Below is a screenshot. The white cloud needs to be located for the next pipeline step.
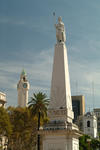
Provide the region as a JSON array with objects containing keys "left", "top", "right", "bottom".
[
  {"left": 69, "top": 44, "right": 100, "bottom": 110},
  {"left": 0, "top": 47, "right": 53, "bottom": 106},
  {"left": 0, "top": 43, "right": 100, "bottom": 110},
  {"left": 0, "top": 16, "right": 53, "bottom": 33},
  {"left": 0, "top": 17, "right": 25, "bottom": 25}
]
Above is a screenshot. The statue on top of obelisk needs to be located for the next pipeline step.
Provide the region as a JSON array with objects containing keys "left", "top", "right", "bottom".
[{"left": 55, "top": 16, "right": 66, "bottom": 43}]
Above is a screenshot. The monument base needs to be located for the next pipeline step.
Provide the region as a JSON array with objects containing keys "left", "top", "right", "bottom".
[{"left": 39, "top": 129, "right": 82, "bottom": 150}]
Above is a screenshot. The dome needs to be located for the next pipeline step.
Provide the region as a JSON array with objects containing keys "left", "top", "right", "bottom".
[
  {"left": 21, "top": 69, "right": 26, "bottom": 76},
  {"left": 85, "top": 112, "right": 94, "bottom": 117}
]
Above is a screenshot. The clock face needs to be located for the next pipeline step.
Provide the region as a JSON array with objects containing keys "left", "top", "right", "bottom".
[{"left": 23, "top": 83, "right": 27, "bottom": 88}]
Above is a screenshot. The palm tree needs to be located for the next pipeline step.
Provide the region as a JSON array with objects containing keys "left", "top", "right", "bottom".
[{"left": 28, "top": 92, "right": 49, "bottom": 150}]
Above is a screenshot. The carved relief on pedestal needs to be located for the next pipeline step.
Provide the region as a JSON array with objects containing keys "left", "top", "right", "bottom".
[
  {"left": 48, "top": 143, "right": 63, "bottom": 150},
  {"left": 48, "top": 109, "right": 67, "bottom": 118}
]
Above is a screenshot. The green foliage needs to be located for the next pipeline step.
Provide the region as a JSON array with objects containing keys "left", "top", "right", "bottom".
[
  {"left": 0, "top": 107, "right": 12, "bottom": 136},
  {"left": 28, "top": 92, "right": 49, "bottom": 126},
  {"left": 0, "top": 92, "right": 49, "bottom": 150},
  {"left": 7, "top": 107, "right": 37, "bottom": 150},
  {"left": 0, "top": 146, "right": 3, "bottom": 150},
  {"left": 90, "top": 138, "right": 100, "bottom": 150},
  {"left": 79, "top": 134, "right": 100, "bottom": 150},
  {"left": 28, "top": 92, "right": 49, "bottom": 150},
  {"left": 79, "top": 134, "right": 90, "bottom": 150}
]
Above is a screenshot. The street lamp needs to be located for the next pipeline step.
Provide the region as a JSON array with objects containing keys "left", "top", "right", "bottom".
[
  {"left": 87, "top": 139, "right": 91, "bottom": 150},
  {"left": 37, "top": 111, "right": 40, "bottom": 150}
]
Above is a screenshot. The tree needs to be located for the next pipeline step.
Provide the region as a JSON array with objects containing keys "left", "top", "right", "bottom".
[
  {"left": 79, "top": 134, "right": 100, "bottom": 150},
  {"left": 0, "top": 107, "right": 12, "bottom": 150},
  {"left": 28, "top": 92, "right": 49, "bottom": 129},
  {"left": 0, "top": 107, "right": 12, "bottom": 136},
  {"left": 79, "top": 135, "right": 90, "bottom": 150},
  {"left": 7, "top": 107, "right": 37, "bottom": 150},
  {"left": 90, "top": 138, "right": 100, "bottom": 150},
  {"left": 28, "top": 92, "right": 49, "bottom": 150}
]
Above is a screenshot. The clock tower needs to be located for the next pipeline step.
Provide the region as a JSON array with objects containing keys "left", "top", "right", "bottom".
[{"left": 17, "top": 70, "right": 30, "bottom": 107}]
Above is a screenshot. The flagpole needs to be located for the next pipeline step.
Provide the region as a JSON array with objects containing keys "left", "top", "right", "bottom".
[{"left": 53, "top": 12, "right": 56, "bottom": 25}]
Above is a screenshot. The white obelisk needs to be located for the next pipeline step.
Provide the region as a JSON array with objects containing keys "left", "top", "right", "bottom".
[
  {"left": 49, "top": 16, "right": 74, "bottom": 123},
  {"left": 39, "top": 17, "right": 81, "bottom": 150}
]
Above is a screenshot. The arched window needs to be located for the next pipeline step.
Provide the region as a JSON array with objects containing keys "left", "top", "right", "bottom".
[{"left": 87, "top": 120, "right": 90, "bottom": 127}]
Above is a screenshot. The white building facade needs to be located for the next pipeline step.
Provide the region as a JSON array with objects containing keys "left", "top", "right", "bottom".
[
  {"left": 0, "top": 92, "right": 6, "bottom": 107},
  {"left": 0, "top": 136, "right": 8, "bottom": 150},
  {"left": 83, "top": 112, "right": 97, "bottom": 138},
  {"left": 0, "top": 92, "right": 7, "bottom": 150},
  {"left": 94, "top": 108, "right": 100, "bottom": 132}
]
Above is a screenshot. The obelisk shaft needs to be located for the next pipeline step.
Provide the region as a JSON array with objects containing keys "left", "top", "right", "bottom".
[{"left": 49, "top": 17, "right": 74, "bottom": 123}]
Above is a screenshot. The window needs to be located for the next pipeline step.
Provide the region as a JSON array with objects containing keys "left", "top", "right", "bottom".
[
  {"left": 87, "top": 121, "right": 90, "bottom": 127},
  {"left": 98, "top": 122, "right": 100, "bottom": 126}
]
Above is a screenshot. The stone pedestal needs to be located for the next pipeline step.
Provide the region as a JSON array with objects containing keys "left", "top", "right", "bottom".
[{"left": 39, "top": 129, "right": 81, "bottom": 150}]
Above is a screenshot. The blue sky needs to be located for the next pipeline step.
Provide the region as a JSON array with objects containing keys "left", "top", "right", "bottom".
[{"left": 0, "top": 0, "right": 100, "bottom": 111}]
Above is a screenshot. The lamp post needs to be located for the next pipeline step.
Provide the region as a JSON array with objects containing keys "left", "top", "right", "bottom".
[
  {"left": 87, "top": 139, "right": 91, "bottom": 150},
  {"left": 37, "top": 111, "right": 40, "bottom": 150}
]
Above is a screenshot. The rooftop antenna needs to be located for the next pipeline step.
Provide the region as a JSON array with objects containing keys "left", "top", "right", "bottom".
[
  {"left": 75, "top": 80, "right": 78, "bottom": 95},
  {"left": 89, "top": 107, "right": 90, "bottom": 112},
  {"left": 92, "top": 81, "right": 95, "bottom": 111}
]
